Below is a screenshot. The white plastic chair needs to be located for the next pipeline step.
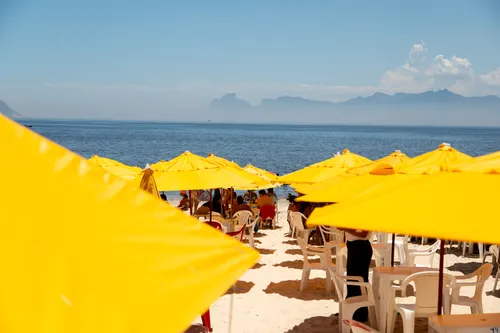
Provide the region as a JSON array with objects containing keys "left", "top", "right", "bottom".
[
  {"left": 297, "top": 236, "right": 334, "bottom": 293},
  {"left": 461, "top": 242, "right": 485, "bottom": 261},
  {"left": 403, "top": 239, "right": 440, "bottom": 268},
  {"left": 489, "top": 245, "right": 500, "bottom": 291},
  {"left": 387, "top": 271, "right": 455, "bottom": 333},
  {"left": 328, "top": 267, "right": 378, "bottom": 333},
  {"left": 343, "top": 320, "right": 380, "bottom": 333},
  {"left": 319, "top": 225, "right": 344, "bottom": 248},
  {"left": 290, "top": 212, "right": 315, "bottom": 241},
  {"left": 245, "top": 216, "right": 260, "bottom": 249},
  {"left": 449, "top": 263, "right": 492, "bottom": 314},
  {"left": 233, "top": 210, "right": 253, "bottom": 228},
  {"left": 389, "top": 234, "right": 409, "bottom": 265}
]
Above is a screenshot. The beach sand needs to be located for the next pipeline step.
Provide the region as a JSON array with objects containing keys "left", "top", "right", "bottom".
[{"left": 184, "top": 199, "right": 500, "bottom": 333}]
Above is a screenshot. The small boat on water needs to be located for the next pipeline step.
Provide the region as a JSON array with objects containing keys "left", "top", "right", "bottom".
[{"left": 24, "top": 125, "right": 33, "bottom": 128}]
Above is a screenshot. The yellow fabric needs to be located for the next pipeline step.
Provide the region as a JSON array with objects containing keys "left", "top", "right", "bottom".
[
  {"left": 244, "top": 164, "right": 279, "bottom": 182},
  {"left": 452, "top": 151, "right": 500, "bottom": 174},
  {"left": 395, "top": 143, "right": 472, "bottom": 175},
  {"left": 0, "top": 115, "right": 259, "bottom": 333},
  {"left": 130, "top": 168, "right": 160, "bottom": 199},
  {"left": 295, "top": 150, "right": 410, "bottom": 195},
  {"left": 279, "top": 149, "right": 371, "bottom": 184},
  {"left": 307, "top": 172, "right": 500, "bottom": 244},
  {"left": 205, "top": 154, "right": 272, "bottom": 190},
  {"left": 206, "top": 153, "right": 241, "bottom": 168},
  {"left": 87, "top": 155, "right": 142, "bottom": 180},
  {"left": 152, "top": 152, "right": 269, "bottom": 191}
]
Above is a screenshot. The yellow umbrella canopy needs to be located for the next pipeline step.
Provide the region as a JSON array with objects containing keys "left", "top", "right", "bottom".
[
  {"left": 205, "top": 153, "right": 273, "bottom": 190},
  {"left": 279, "top": 149, "right": 372, "bottom": 184},
  {"left": 244, "top": 164, "right": 279, "bottom": 182},
  {"left": 294, "top": 150, "right": 410, "bottom": 195},
  {"left": 151, "top": 151, "right": 265, "bottom": 191},
  {"left": 130, "top": 166, "right": 160, "bottom": 199},
  {"left": 307, "top": 158, "right": 500, "bottom": 244},
  {"left": 0, "top": 115, "right": 259, "bottom": 333},
  {"left": 87, "top": 155, "right": 142, "bottom": 180},
  {"left": 395, "top": 142, "right": 472, "bottom": 174},
  {"left": 452, "top": 151, "right": 500, "bottom": 173},
  {"left": 206, "top": 153, "right": 241, "bottom": 169}
]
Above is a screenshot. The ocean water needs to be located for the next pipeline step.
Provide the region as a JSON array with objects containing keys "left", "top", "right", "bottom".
[{"left": 22, "top": 119, "right": 500, "bottom": 198}]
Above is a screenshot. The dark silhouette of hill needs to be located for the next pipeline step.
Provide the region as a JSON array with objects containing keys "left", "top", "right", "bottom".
[
  {"left": 207, "top": 90, "right": 500, "bottom": 126},
  {"left": 0, "top": 100, "right": 21, "bottom": 118}
]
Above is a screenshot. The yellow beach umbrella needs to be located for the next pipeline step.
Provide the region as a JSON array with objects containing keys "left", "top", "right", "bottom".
[
  {"left": 0, "top": 115, "right": 259, "bottom": 333},
  {"left": 295, "top": 150, "right": 410, "bottom": 195},
  {"left": 452, "top": 151, "right": 500, "bottom": 173},
  {"left": 307, "top": 151, "right": 500, "bottom": 244},
  {"left": 279, "top": 149, "right": 372, "bottom": 184},
  {"left": 244, "top": 164, "right": 279, "bottom": 182},
  {"left": 87, "top": 155, "right": 142, "bottom": 180},
  {"left": 307, "top": 144, "right": 480, "bottom": 239},
  {"left": 205, "top": 154, "right": 273, "bottom": 190},
  {"left": 395, "top": 143, "right": 472, "bottom": 174},
  {"left": 130, "top": 166, "right": 160, "bottom": 199},
  {"left": 152, "top": 151, "right": 264, "bottom": 191},
  {"left": 206, "top": 153, "right": 241, "bottom": 169}
]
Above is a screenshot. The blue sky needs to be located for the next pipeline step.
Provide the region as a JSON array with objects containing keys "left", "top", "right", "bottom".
[{"left": 1, "top": 0, "right": 500, "bottom": 119}]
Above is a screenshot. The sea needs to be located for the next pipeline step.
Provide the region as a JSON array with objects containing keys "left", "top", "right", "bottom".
[{"left": 20, "top": 118, "right": 500, "bottom": 199}]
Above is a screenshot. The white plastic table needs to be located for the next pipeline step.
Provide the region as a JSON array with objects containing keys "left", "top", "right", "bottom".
[
  {"left": 428, "top": 313, "right": 500, "bottom": 333},
  {"left": 373, "top": 266, "right": 439, "bottom": 333}
]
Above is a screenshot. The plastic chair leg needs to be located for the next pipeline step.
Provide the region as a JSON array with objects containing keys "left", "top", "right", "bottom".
[{"left": 300, "top": 268, "right": 310, "bottom": 291}]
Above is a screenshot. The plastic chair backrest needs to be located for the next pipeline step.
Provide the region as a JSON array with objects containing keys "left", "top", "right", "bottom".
[
  {"left": 471, "top": 263, "right": 493, "bottom": 300},
  {"left": 319, "top": 225, "right": 342, "bottom": 243},
  {"left": 290, "top": 212, "right": 306, "bottom": 232},
  {"left": 225, "top": 223, "right": 246, "bottom": 242},
  {"left": 491, "top": 245, "right": 500, "bottom": 264},
  {"left": 233, "top": 210, "right": 253, "bottom": 227},
  {"left": 260, "top": 205, "right": 275, "bottom": 220},
  {"left": 205, "top": 221, "right": 223, "bottom": 231},
  {"left": 297, "top": 237, "right": 309, "bottom": 260},
  {"left": 402, "top": 271, "right": 454, "bottom": 316}
]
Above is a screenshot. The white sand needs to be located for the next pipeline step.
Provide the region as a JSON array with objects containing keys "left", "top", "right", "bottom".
[{"left": 185, "top": 199, "right": 500, "bottom": 333}]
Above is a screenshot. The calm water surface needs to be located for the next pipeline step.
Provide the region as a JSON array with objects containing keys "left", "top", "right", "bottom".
[{"left": 22, "top": 119, "right": 500, "bottom": 197}]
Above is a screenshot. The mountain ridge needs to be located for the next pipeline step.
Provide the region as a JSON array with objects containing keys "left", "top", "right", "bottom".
[
  {"left": 207, "top": 90, "right": 500, "bottom": 126},
  {"left": 209, "top": 89, "right": 500, "bottom": 110},
  {"left": 0, "top": 100, "right": 21, "bottom": 118}
]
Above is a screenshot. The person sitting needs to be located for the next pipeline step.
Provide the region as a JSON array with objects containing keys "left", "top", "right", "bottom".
[
  {"left": 256, "top": 189, "right": 274, "bottom": 208},
  {"left": 196, "top": 189, "right": 223, "bottom": 215},
  {"left": 267, "top": 188, "right": 277, "bottom": 204},
  {"left": 177, "top": 193, "right": 189, "bottom": 211},
  {"left": 234, "top": 196, "right": 252, "bottom": 213}
]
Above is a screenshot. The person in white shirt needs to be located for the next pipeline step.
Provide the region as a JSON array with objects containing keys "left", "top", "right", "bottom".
[{"left": 337, "top": 227, "right": 373, "bottom": 322}]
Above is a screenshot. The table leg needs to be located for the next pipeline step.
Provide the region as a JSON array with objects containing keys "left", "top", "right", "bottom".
[{"left": 378, "top": 276, "right": 389, "bottom": 333}]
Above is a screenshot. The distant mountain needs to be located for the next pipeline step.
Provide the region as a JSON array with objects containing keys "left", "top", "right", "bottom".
[
  {"left": 0, "top": 100, "right": 21, "bottom": 118},
  {"left": 206, "top": 90, "right": 500, "bottom": 126},
  {"left": 208, "top": 93, "right": 252, "bottom": 112}
]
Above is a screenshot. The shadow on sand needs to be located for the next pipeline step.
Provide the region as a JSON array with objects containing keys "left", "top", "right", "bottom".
[
  {"left": 256, "top": 248, "right": 276, "bottom": 255},
  {"left": 283, "top": 240, "right": 298, "bottom": 245},
  {"left": 184, "top": 324, "right": 207, "bottom": 333},
  {"left": 225, "top": 280, "right": 255, "bottom": 295},
  {"left": 447, "top": 262, "right": 483, "bottom": 275},
  {"left": 285, "top": 249, "right": 303, "bottom": 256},
  {"left": 252, "top": 262, "right": 265, "bottom": 270},
  {"left": 263, "top": 279, "right": 337, "bottom": 301}
]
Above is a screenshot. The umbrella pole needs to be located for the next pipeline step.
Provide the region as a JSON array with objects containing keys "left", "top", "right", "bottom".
[
  {"left": 189, "top": 190, "right": 193, "bottom": 216},
  {"left": 391, "top": 233, "right": 396, "bottom": 267},
  {"left": 209, "top": 189, "right": 213, "bottom": 222},
  {"left": 437, "top": 239, "right": 445, "bottom": 315}
]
